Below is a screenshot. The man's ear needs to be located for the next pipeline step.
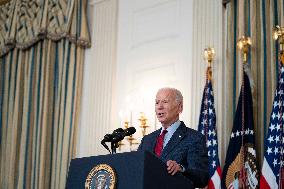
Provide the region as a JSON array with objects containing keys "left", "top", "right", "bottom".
[{"left": 179, "top": 103, "right": 183, "bottom": 113}]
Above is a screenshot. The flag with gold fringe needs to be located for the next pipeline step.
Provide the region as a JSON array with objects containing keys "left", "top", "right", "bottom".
[
  {"left": 221, "top": 67, "right": 259, "bottom": 189},
  {"left": 198, "top": 67, "right": 222, "bottom": 189},
  {"left": 260, "top": 52, "right": 284, "bottom": 189}
]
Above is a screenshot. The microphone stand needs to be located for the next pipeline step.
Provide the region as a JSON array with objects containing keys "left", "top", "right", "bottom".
[{"left": 111, "top": 141, "right": 119, "bottom": 154}]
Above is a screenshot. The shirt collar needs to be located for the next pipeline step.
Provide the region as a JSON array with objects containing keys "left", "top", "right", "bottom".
[{"left": 161, "top": 120, "right": 181, "bottom": 134}]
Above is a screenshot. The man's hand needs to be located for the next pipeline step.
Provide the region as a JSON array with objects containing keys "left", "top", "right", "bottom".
[{"left": 166, "top": 160, "right": 182, "bottom": 175}]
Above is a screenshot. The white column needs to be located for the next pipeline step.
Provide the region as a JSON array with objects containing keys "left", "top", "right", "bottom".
[
  {"left": 190, "top": 0, "right": 225, "bottom": 163},
  {"left": 76, "top": 0, "right": 118, "bottom": 157}
]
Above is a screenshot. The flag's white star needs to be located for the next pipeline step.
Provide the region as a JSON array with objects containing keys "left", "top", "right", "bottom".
[
  {"left": 276, "top": 124, "right": 281, "bottom": 131},
  {"left": 272, "top": 113, "right": 276, "bottom": 120},
  {"left": 274, "top": 101, "right": 279, "bottom": 108},
  {"left": 267, "top": 147, "right": 272, "bottom": 155},
  {"left": 274, "top": 147, "right": 279, "bottom": 155},
  {"left": 201, "top": 119, "right": 207, "bottom": 126},
  {"left": 231, "top": 133, "right": 234, "bottom": 138},
  {"left": 208, "top": 130, "right": 212, "bottom": 136},
  {"left": 212, "top": 139, "right": 217, "bottom": 146},
  {"left": 209, "top": 119, "right": 212, "bottom": 125},
  {"left": 275, "top": 135, "right": 280, "bottom": 143},
  {"left": 236, "top": 130, "right": 240, "bottom": 136},
  {"left": 268, "top": 135, "right": 274, "bottom": 143},
  {"left": 207, "top": 140, "right": 212, "bottom": 147},
  {"left": 212, "top": 150, "right": 216, "bottom": 157},
  {"left": 277, "top": 112, "right": 281, "bottom": 120},
  {"left": 208, "top": 100, "right": 212, "bottom": 105},
  {"left": 270, "top": 124, "right": 276, "bottom": 131},
  {"left": 273, "top": 159, "right": 278, "bottom": 167},
  {"left": 211, "top": 161, "right": 216, "bottom": 168}
]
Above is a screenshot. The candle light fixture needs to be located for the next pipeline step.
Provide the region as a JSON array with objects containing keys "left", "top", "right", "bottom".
[
  {"left": 138, "top": 112, "right": 149, "bottom": 137},
  {"left": 123, "top": 120, "right": 138, "bottom": 151}
]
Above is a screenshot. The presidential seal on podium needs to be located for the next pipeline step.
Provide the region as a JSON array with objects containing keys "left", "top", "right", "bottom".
[{"left": 85, "top": 164, "right": 116, "bottom": 189}]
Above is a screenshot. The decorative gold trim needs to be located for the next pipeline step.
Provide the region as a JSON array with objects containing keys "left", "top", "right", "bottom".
[
  {"left": 237, "top": 36, "right": 251, "bottom": 63},
  {"left": 85, "top": 164, "right": 116, "bottom": 189}
]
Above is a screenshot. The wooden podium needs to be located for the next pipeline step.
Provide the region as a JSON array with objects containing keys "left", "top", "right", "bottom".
[{"left": 66, "top": 151, "right": 194, "bottom": 189}]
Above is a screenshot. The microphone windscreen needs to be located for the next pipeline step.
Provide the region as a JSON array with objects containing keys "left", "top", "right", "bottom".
[
  {"left": 101, "top": 134, "right": 113, "bottom": 143},
  {"left": 113, "top": 128, "right": 124, "bottom": 134},
  {"left": 125, "top": 127, "right": 136, "bottom": 136}
]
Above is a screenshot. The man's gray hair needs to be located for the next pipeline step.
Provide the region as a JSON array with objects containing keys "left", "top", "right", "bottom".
[{"left": 158, "top": 87, "right": 183, "bottom": 104}]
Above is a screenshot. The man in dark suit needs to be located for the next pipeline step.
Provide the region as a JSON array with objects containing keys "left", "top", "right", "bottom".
[{"left": 138, "top": 87, "right": 209, "bottom": 188}]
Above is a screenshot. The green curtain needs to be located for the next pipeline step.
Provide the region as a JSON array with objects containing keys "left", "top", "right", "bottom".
[
  {"left": 224, "top": 0, "right": 284, "bottom": 165},
  {"left": 0, "top": 0, "right": 90, "bottom": 188}
]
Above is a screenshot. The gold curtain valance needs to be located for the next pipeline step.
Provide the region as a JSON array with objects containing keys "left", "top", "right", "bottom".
[{"left": 0, "top": 0, "right": 91, "bottom": 57}]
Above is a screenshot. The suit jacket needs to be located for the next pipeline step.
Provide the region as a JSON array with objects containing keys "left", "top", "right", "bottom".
[{"left": 137, "top": 121, "right": 209, "bottom": 188}]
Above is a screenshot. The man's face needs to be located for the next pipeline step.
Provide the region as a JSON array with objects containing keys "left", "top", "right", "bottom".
[{"left": 155, "top": 89, "right": 183, "bottom": 128}]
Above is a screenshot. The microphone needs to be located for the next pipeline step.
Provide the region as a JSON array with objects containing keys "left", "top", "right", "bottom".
[
  {"left": 101, "top": 128, "right": 124, "bottom": 143},
  {"left": 101, "top": 127, "right": 136, "bottom": 153},
  {"left": 110, "top": 127, "right": 136, "bottom": 143},
  {"left": 101, "top": 128, "right": 124, "bottom": 153}
]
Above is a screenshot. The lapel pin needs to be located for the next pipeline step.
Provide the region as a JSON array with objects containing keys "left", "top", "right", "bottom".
[{"left": 179, "top": 135, "right": 181, "bottom": 138}]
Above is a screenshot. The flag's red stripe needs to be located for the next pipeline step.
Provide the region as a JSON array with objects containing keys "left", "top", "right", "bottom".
[
  {"left": 260, "top": 175, "right": 271, "bottom": 189},
  {"left": 216, "top": 166, "right": 222, "bottom": 177},
  {"left": 207, "top": 179, "right": 214, "bottom": 189},
  {"left": 207, "top": 167, "right": 222, "bottom": 189}
]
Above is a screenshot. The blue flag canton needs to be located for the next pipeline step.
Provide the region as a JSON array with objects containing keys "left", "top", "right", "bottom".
[
  {"left": 198, "top": 81, "right": 220, "bottom": 177},
  {"left": 264, "top": 66, "right": 284, "bottom": 180}
]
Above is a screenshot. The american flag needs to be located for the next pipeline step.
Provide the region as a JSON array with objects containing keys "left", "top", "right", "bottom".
[
  {"left": 198, "top": 68, "right": 221, "bottom": 189},
  {"left": 260, "top": 55, "right": 284, "bottom": 189},
  {"left": 221, "top": 70, "right": 259, "bottom": 189}
]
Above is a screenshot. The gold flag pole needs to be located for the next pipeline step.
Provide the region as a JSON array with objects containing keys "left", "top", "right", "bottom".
[{"left": 236, "top": 35, "right": 252, "bottom": 188}]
